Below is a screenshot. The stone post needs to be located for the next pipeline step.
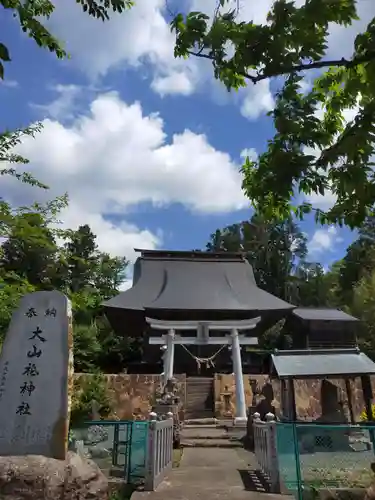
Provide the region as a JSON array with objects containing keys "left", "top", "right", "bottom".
[
  {"left": 165, "top": 329, "right": 175, "bottom": 382},
  {"left": 231, "top": 328, "right": 247, "bottom": 426}
]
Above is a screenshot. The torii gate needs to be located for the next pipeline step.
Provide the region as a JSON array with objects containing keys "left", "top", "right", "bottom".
[{"left": 146, "top": 316, "right": 261, "bottom": 425}]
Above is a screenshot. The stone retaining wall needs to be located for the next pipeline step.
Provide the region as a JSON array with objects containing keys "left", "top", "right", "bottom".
[
  {"left": 214, "top": 374, "right": 375, "bottom": 421},
  {"left": 74, "top": 373, "right": 186, "bottom": 420},
  {"left": 74, "top": 373, "right": 374, "bottom": 421}
]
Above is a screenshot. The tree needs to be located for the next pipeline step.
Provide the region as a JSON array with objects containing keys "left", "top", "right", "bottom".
[
  {"left": 1, "top": 212, "right": 57, "bottom": 287},
  {"left": 207, "top": 214, "right": 307, "bottom": 300},
  {"left": 0, "top": 0, "right": 134, "bottom": 79},
  {"left": 351, "top": 268, "right": 375, "bottom": 352},
  {"left": 0, "top": 273, "right": 36, "bottom": 342},
  {"left": 291, "top": 261, "right": 332, "bottom": 307},
  {"left": 172, "top": 0, "right": 375, "bottom": 228},
  {"left": 65, "top": 225, "right": 98, "bottom": 293},
  {"left": 0, "top": 195, "right": 69, "bottom": 287},
  {"left": 335, "top": 216, "right": 375, "bottom": 304},
  {"left": 94, "top": 252, "right": 128, "bottom": 300}
]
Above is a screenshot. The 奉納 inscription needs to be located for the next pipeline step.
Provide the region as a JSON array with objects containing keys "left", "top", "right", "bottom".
[{"left": 0, "top": 290, "right": 73, "bottom": 458}]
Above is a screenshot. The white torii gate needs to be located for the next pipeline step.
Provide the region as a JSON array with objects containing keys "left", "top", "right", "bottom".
[{"left": 146, "top": 316, "right": 261, "bottom": 425}]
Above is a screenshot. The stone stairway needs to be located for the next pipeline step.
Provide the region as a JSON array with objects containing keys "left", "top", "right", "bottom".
[
  {"left": 185, "top": 377, "right": 215, "bottom": 420},
  {"left": 181, "top": 424, "right": 243, "bottom": 448},
  {"left": 133, "top": 424, "right": 293, "bottom": 500}
]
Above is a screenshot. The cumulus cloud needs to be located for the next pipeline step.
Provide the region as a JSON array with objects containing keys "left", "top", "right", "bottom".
[
  {"left": 42, "top": 0, "right": 371, "bottom": 123},
  {"left": 2, "top": 91, "right": 247, "bottom": 260},
  {"left": 309, "top": 226, "right": 343, "bottom": 255}
]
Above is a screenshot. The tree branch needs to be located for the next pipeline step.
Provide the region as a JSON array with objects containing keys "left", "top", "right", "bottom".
[{"left": 187, "top": 50, "right": 375, "bottom": 83}]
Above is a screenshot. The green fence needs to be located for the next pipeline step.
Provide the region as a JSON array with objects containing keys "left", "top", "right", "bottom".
[
  {"left": 276, "top": 423, "right": 375, "bottom": 500},
  {"left": 70, "top": 420, "right": 149, "bottom": 483}
]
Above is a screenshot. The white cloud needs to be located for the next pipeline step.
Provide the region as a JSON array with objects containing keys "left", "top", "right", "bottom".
[
  {"left": 240, "top": 148, "right": 258, "bottom": 161},
  {"left": 151, "top": 71, "right": 195, "bottom": 96},
  {"left": 119, "top": 279, "right": 133, "bottom": 291},
  {"left": 2, "top": 91, "right": 246, "bottom": 260},
  {"left": 46, "top": 0, "right": 372, "bottom": 101},
  {"left": 240, "top": 81, "right": 275, "bottom": 120},
  {"left": 48, "top": 0, "right": 199, "bottom": 95},
  {"left": 30, "top": 84, "right": 82, "bottom": 121},
  {"left": 309, "top": 226, "right": 343, "bottom": 255},
  {"left": 0, "top": 79, "right": 18, "bottom": 88}
]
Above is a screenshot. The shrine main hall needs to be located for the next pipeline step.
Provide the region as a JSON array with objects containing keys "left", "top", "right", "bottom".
[{"left": 103, "top": 249, "right": 370, "bottom": 424}]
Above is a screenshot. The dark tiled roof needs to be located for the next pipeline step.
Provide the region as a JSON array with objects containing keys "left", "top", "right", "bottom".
[
  {"left": 293, "top": 308, "right": 359, "bottom": 322},
  {"left": 103, "top": 250, "right": 294, "bottom": 313}
]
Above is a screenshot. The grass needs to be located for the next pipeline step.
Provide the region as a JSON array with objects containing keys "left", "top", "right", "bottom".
[
  {"left": 302, "top": 466, "right": 374, "bottom": 489},
  {"left": 109, "top": 485, "right": 135, "bottom": 500},
  {"left": 173, "top": 448, "right": 183, "bottom": 468}
]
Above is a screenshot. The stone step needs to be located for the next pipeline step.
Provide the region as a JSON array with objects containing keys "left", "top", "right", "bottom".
[
  {"left": 182, "top": 434, "right": 231, "bottom": 440},
  {"left": 184, "top": 416, "right": 216, "bottom": 422},
  {"left": 187, "top": 377, "right": 213, "bottom": 381},
  {"left": 186, "top": 399, "right": 213, "bottom": 411},
  {"left": 187, "top": 385, "right": 213, "bottom": 393},
  {"left": 182, "top": 438, "right": 243, "bottom": 448},
  {"left": 186, "top": 388, "right": 213, "bottom": 396},
  {"left": 186, "top": 399, "right": 213, "bottom": 404},
  {"left": 184, "top": 417, "right": 218, "bottom": 425},
  {"left": 187, "top": 383, "right": 213, "bottom": 388},
  {"left": 187, "top": 382, "right": 213, "bottom": 386}
]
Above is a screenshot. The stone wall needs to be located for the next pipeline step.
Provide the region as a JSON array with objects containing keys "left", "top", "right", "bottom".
[
  {"left": 214, "top": 374, "right": 375, "bottom": 421},
  {"left": 74, "top": 374, "right": 186, "bottom": 420},
  {"left": 74, "top": 373, "right": 375, "bottom": 422}
]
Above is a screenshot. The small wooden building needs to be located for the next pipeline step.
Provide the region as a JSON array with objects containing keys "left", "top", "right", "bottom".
[{"left": 289, "top": 307, "right": 359, "bottom": 350}]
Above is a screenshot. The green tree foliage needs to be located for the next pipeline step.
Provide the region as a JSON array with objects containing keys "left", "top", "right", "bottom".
[
  {"left": 172, "top": 0, "right": 375, "bottom": 227},
  {"left": 71, "top": 373, "right": 112, "bottom": 426},
  {"left": 351, "top": 259, "right": 375, "bottom": 352},
  {"left": 0, "top": 0, "right": 134, "bottom": 79},
  {"left": 337, "top": 216, "right": 375, "bottom": 304},
  {"left": 1, "top": 212, "right": 59, "bottom": 287},
  {"left": 206, "top": 214, "right": 307, "bottom": 300},
  {"left": 291, "top": 261, "right": 333, "bottom": 307},
  {"left": 0, "top": 205, "right": 134, "bottom": 371}
]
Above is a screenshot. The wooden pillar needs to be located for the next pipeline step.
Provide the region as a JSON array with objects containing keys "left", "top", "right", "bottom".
[
  {"left": 361, "top": 375, "right": 374, "bottom": 421},
  {"left": 287, "top": 378, "right": 297, "bottom": 421},
  {"left": 361, "top": 375, "right": 375, "bottom": 450},
  {"left": 344, "top": 378, "right": 355, "bottom": 424}
]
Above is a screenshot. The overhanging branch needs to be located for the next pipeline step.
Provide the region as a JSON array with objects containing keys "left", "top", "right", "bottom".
[{"left": 187, "top": 50, "right": 375, "bottom": 83}]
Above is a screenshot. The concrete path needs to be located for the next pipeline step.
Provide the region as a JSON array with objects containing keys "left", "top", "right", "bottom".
[{"left": 133, "top": 446, "right": 292, "bottom": 500}]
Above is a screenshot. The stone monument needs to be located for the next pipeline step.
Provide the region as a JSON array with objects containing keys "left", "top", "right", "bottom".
[{"left": 0, "top": 290, "right": 74, "bottom": 459}]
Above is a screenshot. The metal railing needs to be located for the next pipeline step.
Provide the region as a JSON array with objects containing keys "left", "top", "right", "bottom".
[
  {"left": 277, "top": 422, "right": 375, "bottom": 499},
  {"left": 253, "top": 415, "right": 375, "bottom": 500},
  {"left": 70, "top": 420, "right": 148, "bottom": 483},
  {"left": 144, "top": 411, "right": 174, "bottom": 491}
]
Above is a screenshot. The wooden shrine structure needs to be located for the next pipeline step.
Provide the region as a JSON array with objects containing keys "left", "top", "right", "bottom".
[
  {"left": 103, "top": 249, "right": 375, "bottom": 425},
  {"left": 103, "top": 249, "right": 293, "bottom": 424}
]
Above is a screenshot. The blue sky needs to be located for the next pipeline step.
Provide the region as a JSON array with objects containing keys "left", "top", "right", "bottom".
[{"left": 0, "top": 0, "right": 372, "bottom": 281}]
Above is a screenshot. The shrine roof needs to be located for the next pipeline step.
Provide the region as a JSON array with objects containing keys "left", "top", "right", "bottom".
[
  {"left": 103, "top": 249, "right": 294, "bottom": 313},
  {"left": 292, "top": 308, "right": 359, "bottom": 322},
  {"left": 271, "top": 348, "right": 375, "bottom": 378}
]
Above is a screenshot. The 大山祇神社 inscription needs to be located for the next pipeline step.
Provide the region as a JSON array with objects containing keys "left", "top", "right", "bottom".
[{"left": 0, "top": 291, "right": 73, "bottom": 459}]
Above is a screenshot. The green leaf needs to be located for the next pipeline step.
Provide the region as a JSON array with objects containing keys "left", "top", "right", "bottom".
[{"left": 0, "top": 43, "right": 10, "bottom": 62}]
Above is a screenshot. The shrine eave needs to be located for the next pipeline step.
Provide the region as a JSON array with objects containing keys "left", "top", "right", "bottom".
[
  {"left": 103, "top": 250, "right": 294, "bottom": 334},
  {"left": 271, "top": 348, "right": 375, "bottom": 379},
  {"left": 103, "top": 251, "right": 294, "bottom": 312},
  {"left": 292, "top": 308, "right": 359, "bottom": 322}
]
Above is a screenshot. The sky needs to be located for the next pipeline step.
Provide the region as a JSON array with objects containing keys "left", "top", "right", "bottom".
[{"left": 0, "top": 0, "right": 374, "bottom": 285}]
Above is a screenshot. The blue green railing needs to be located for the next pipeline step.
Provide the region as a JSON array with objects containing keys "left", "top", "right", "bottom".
[
  {"left": 276, "top": 423, "right": 375, "bottom": 500},
  {"left": 70, "top": 420, "right": 148, "bottom": 483}
]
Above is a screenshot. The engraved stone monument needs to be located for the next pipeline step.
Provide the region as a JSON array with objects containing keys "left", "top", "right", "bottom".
[{"left": 0, "top": 290, "right": 74, "bottom": 459}]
